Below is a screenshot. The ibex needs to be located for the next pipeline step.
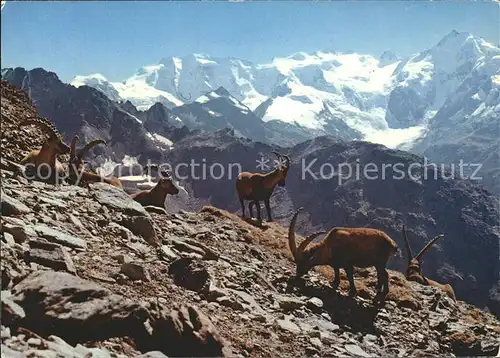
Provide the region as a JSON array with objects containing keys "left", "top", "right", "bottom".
[
  {"left": 236, "top": 151, "right": 290, "bottom": 222},
  {"left": 20, "top": 117, "right": 70, "bottom": 183},
  {"left": 402, "top": 225, "right": 456, "bottom": 301},
  {"left": 129, "top": 165, "right": 179, "bottom": 208},
  {"left": 68, "top": 135, "right": 123, "bottom": 189},
  {"left": 288, "top": 208, "right": 398, "bottom": 303}
]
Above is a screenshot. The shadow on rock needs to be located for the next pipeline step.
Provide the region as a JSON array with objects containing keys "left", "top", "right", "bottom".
[
  {"left": 285, "top": 276, "right": 380, "bottom": 333},
  {"left": 137, "top": 302, "right": 232, "bottom": 357}
]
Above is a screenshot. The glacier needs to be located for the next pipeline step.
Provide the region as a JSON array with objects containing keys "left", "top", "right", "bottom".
[{"left": 71, "top": 31, "right": 500, "bottom": 150}]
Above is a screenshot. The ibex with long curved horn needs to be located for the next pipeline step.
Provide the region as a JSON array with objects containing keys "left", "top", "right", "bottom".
[
  {"left": 236, "top": 151, "right": 290, "bottom": 222},
  {"left": 288, "top": 208, "right": 398, "bottom": 303},
  {"left": 68, "top": 135, "right": 122, "bottom": 189},
  {"left": 402, "top": 225, "right": 456, "bottom": 301},
  {"left": 129, "top": 164, "right": 180, "bottom": 208},
  {"left": 20, "top": 116, "right": 70, "bottom": 183}
]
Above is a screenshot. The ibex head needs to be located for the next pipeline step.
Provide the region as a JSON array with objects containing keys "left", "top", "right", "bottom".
[
  {"left": 22, "top": 117, "right": 70, "bottom": 155},
  {"left": 288, "top": 207, "right": 327, "bottom": 277},
  {"left": 158, "top": 170, "right": 180, "bottom": 195},
  {"left": 272, "top": 151, "right": 291, "bottom": 187},
  {"left": 70, "top": 135, "right": 106, "bottom": 171},
  {"left": 144, "top": 164, "right": 180, "bottom": 195},
  {"left": 402, "top": 225, "right": 444, "bottom": 284}
]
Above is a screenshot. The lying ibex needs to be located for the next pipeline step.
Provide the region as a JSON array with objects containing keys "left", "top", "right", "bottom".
[
  {"left": 129, "top": 165, "right": 179, "bottom": 208},
  {"left": 236, "top": 151, "right": 290, "bottom": 222},
  {"left": 402, "top": 225, "right": 456, "bottom": 301},
  {"left": 20, "top": 117, "right": 70, "bottom": 183},
  {"left": 68, "top": 135, "right": 122, "bottom": 189},
  {"left": 288, "top": 208, "right": 398, "bottom": 303}
]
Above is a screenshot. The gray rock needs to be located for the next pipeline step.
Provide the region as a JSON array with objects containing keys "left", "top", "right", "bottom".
[
  {"left": 166, "top": 237, "right": 206, "bottom": 257},
  {"left": 26, "top": 239, "right": 76, "bottom": 274},
  {"left": 33, "top": 224, "right": 87, "bottom": 251},
  {"left": 2, "top": 232, "right": 16, "bottom": 246},
  {"left": 26, "top": 338, "right": 42, "bottom": 346},
  {"left": 11, "top": 271, "right": 149, "bottom": 344},
  {"left": 91, "top": 182, "right": 150, "bottom": 217},
  {"left": 108, "top": 222, "right": 134, "bottom": 240},
  {"left": 136, "top": 352, "right": 169, "bottom": 358},
  {"left": 68, "top": 214, "right": 87, "bottom": 232},
  {"left": 160, "top": 245, "right": 178, "bottom": 261},
  {"left": 205, "top": 281, "right": 229, "bottom": 301},
  {"left": 1, "top": 291, "right": 26, "bottom": 326},
  {"left": 121, "top": 262, "right": 151, "bottom": 281},
  {"left": 307, "top": 297, "right": 324, "bottom": 311},
  {"left": 121, "top": 216, "right": 157, "bottom": 245},
  {"left": 146, "top": 303, "right": 231, "bottom": 357},
  {"left": 275, "top": 318, "right": 301, "bottom": 334},
  {"left": 310, "top": 337, "right": 323, "bottom": 349},
  {"left": 345, "top": 344, "right": 371, "bottom": 357},
  {"left": 115, "top": 254, "right": 134, "bottom": 264},
  {"left": 144, "top": 206, "right": 168, "bottom": 215},
  {"left": 2, "top": 217, "right": 37, "bottom": 243},
  {"left": 1, "top": 190, "right": 31, "bottom": 216},
  {"left": 165, "top": 237, "right": 220, "bottom": 261},
  {"left": 363, "top": 334, "right": 378, "bottom": 345},
  {"left": 249, "top": 313, "right": 268, "bottom": 323},
  {"left": 274, "top": 294, "right": 306, "bottom": 311},
  {"left": 216, "top": 296, "right": 245, "bottom": 311},
  {"left": 1, "top": 326, "right": 11, "bottom": 339},
  {"left": 37, "top": 195, "right": 67, "bottom": 208},
  {"left": 0, "top": 345, "right": 25, "bottom": 358},
  {"left": 315, "top": 319, "right": 340, "bottom": 333},
  {"left": 168, "top": 257, "right": 210, "bottom": 292},
  {"left": 228, "top": 289, "right": 266, "bottom": 315}
]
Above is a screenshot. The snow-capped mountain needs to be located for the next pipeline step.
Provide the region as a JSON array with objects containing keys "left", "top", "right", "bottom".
[
  {"left": 170, "top": 86, "right": 268, "bottom": 140},
  {"left": 386, "top": 30, "right": 500, "bottom": 129},
  {"left": 71, "top": 31, "right": 499, "bottom": 151}
]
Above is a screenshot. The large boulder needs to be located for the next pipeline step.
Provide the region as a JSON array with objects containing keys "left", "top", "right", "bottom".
[{"left": 11, "top": 271, "right": 149, "bottom": 344}]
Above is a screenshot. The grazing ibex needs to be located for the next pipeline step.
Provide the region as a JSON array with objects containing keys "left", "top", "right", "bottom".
[
  {"left": 236, "top": 151, "right": 290, "bottom": 222},
  {"left": 68, "top": 135, "right": 122, "bottom": 189},
  {"left": 20, "top": 117, "right": 70, "bottom": 183},
  {"left": 129, "top": 165, "right": 179, "bottom": 208},
  {"left": 288, "top": 208, "right": 398, "bottom": 303},
  {"left": 402, "top": 225, "right": 456, "bottom": 301}
]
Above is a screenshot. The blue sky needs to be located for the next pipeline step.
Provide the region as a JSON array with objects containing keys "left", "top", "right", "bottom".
[{"left": 1, "top": 1, "right": 498, "bottom": 82}]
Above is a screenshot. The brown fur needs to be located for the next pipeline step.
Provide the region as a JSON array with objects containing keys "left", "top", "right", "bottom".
[
  {"left": 236, "top": 151, "right": 290, "bottom": 221},
  {"left": 20, "top": 117, "right": 70, "bottom": 183},
  {"left": 402, "top": 226, "right": 456, "bottom": 301},
  {"left": 130, "top": 167, "right": 180, "bottom": 208},
  {"left": 68, "top": 135, "right": 122, "bottom": 189},
  {"left": 288, "top": 207, "right": 398, "bottom": 303}
]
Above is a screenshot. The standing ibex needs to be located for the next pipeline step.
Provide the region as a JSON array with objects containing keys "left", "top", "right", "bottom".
[
  {"left": 288, "top": 208, "right": 398, "bottom": 303},
  {"left": 20, "top": 116, "right": 70, "bottom": 183},
  {"left": 129, "top": 164, "right": 180, "bottom": 208},
  {"left": 402, "top": 225, "right": 456, "bottom": 301},
  {"left": 236, "top": 151, "right": 290, "bottom": 222},
  {"left": 68, "top": 135, "right": 122, "bottom": 189}
]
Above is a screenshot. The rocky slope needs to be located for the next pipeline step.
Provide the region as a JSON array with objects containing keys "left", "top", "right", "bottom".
[
  {"left": 160, "top": 130, "right": 500, "bottom": 313},
  {"left": 1, "top": 175, "right": 500, "bottom": 357},
  {"left": 2, "top": 76, "right": 500, "bottom": 357}
]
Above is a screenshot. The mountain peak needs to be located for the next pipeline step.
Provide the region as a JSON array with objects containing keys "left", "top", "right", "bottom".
[
  {"left": 436, "top": 30, "right": 472, "bottom": 48},
  {"left": 213, "top": 86, "right": 231, "bottom": 98},
  {"left": 379, "top": 50, "right": 399, "bottom": 66}
]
